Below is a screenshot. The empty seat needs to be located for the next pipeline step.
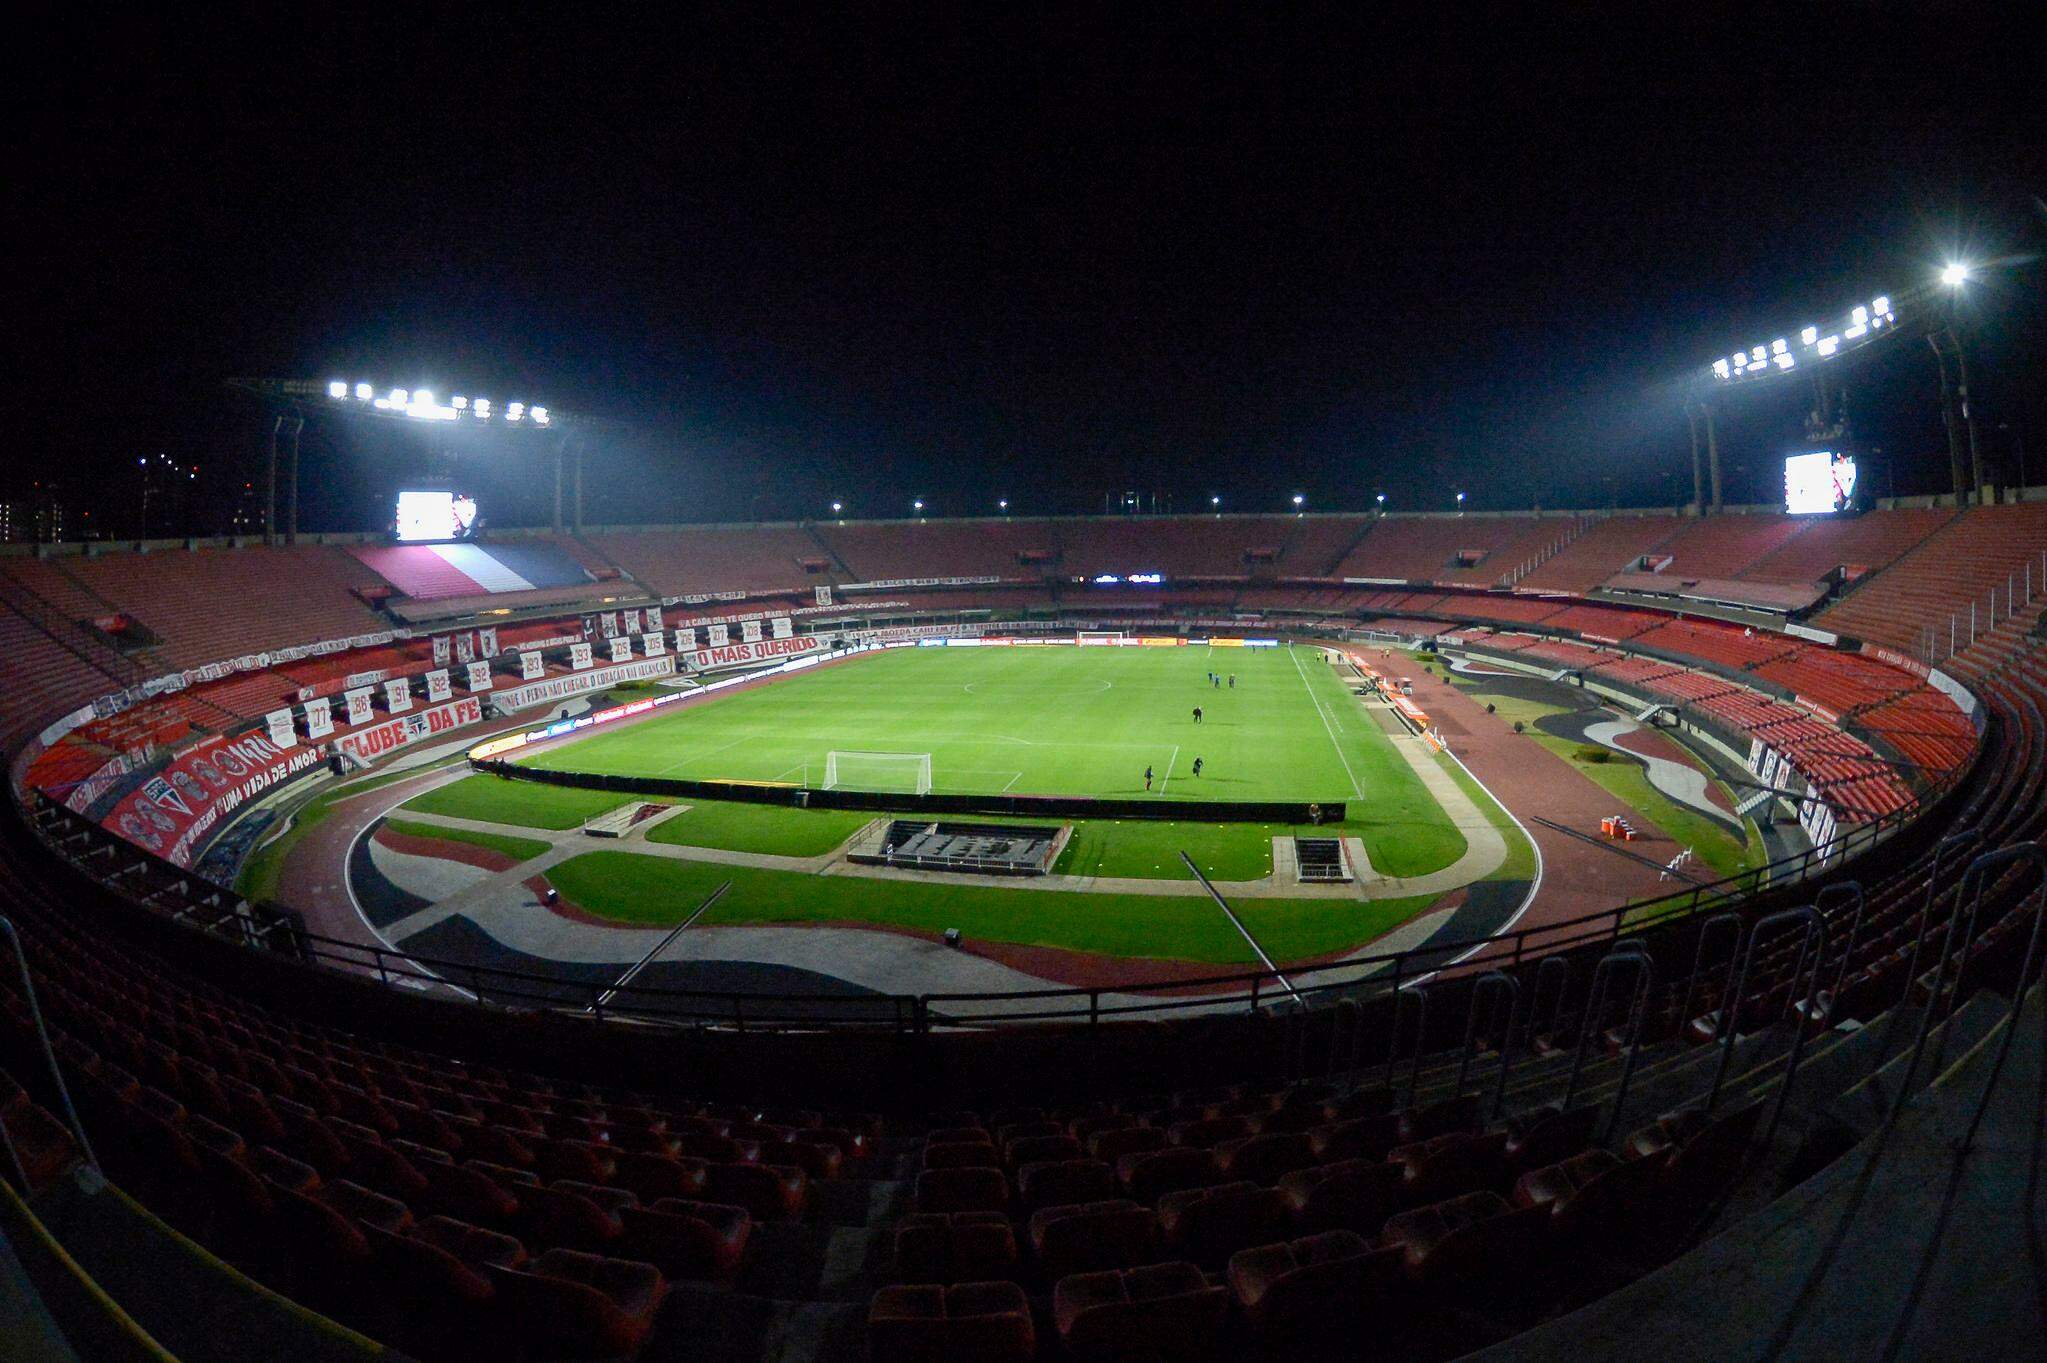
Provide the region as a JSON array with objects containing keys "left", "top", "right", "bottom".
[
  {"left": 916, "top": 1165, "right": 1009, "bottom": 1215},
  {"left": 1506, "top": 1104, "right": 1602, "bottom": 1171},
  {"left": 868, "top": 1280, "right": 1035, "bottom": 1363},
  {"left": 1214, "top": 1131, "right": 1317, "bottom": 1185},
  {"left": 1028, "top": 1199, "right": 1160, "bottom": 1282},
  {"left": 620, "top": 1198, "right": 752, "bottom": 1280},
  {"left": 1307, "top": 1112, "right": 1402, "bottom": 1163},
  {"left": 489, "top": 1248, "right": 666, "bottom": 1360},
  {"left": 1017, "top": 1158, "right": 1118, "bottom": 1214},
  {"left": 1116, "top": 1146, "right": 1220, "bottom": 1205},
  {"left": 1228, "top": 1230, "right": 1402, "bottom": 1345},
  {"left": 613, "top": 1150, "right": 711, "bottom": 1203},
  {"left": 1380, "top": 1190, "right": 1548, "bottom": 1303},
  {"left": 895, "top": 1210, "right": 1019, "bottom": 1284},
  {"left": 705, "top": 1160, "right": 808, "bottom": 1220},
  {"left": 1089, "top": 1125, "right": 1166, "bottom": 1163},
  {"left": 1052, "top": 1262, "right": 1228, "bottom": 1363},
  {"left": 1156, "top": 1181, "right": 1293, "bottom": 1268},
  {"left": 1278, "top": 1157, "right": 1405, "bottom": 1236},
  {"left": 923, "top": 1141, "right": 1002, "bottom": 1171},
  {"left": 1395, "top": 1130, "right": 1511, "bottom": 1206}
]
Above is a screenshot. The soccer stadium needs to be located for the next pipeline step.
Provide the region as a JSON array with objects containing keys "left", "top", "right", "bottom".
[{"left": 6, "top": 15, "right": 2045, "bottom": 1363}]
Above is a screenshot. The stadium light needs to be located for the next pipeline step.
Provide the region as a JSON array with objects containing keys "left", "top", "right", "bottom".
[
  {"left": 1941, "top": 262, "right": 1971, "bottom": 288},
  {"left": 1210, "top": 495, "right": 1221, "bottom": 507},
  {"left": 830, "top": 500, "right": 843, "bottom": 516},
  {"left": 1375, "top": 493, "right": 1386, "bottom": 508},
  {"left": 1456, "top": 491, "right": 1466, "bottom": 509},
  {"left": 913, "top": 499, "right": 925, "bottom": 513},
  {"left": 1705, "top": 285, "right": 1903, "bottom": 388},
  {"left": 317, "top": 382, "right": 559, "bottom": 427},
  {"left": 326, "top": 380, "right": 347, "bottom": 399},
  {"left": 998, "top": 498, "right": 1008, "bottom": 512},
  {"left": 1291, "top": 493, "right": 1305, "bottom": 508}
]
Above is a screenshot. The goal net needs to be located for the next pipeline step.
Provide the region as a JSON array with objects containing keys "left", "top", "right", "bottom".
[
  {"left": 821, "top": 750, "right": 933, "bottom": 794},
  {"left": 1076, "top": 630, "right": 1125, "bottom": 645}
]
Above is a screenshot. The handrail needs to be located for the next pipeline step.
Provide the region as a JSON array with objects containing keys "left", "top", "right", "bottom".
[
  {"left": 0, "top": 915, "right": 98, "bottom": 1172},
  {"left": 1388, "top": 985, "right": 1429, "bottom": 1105},
  {"left": 1677, "top": 911, "right": 1743, "bottom": 1040},
  {"left": 1708, "top": 906, "right": 1826, "bottom": 1114},
  {"left": 1953, "top": 845, "right": 2047, "bottom": 1154},
  {"left": 1455, "top": 971, "right": 1518, "bottom": 1098}
]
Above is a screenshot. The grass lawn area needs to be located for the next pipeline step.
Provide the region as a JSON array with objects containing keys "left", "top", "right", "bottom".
[
  {"left": 382, "top": 818, "right": 550, "bottom": 863},
  {"left": 237, "top": 758, "right": 465, "bottom": 900},
  {"left": 544, "top": 851, "right": 1268, "bottom": 964},
  {"left": 646, "top": 799, "right": 874, "bottom": 857},
  {"left": 1054, "top": 819, "right": 1276, "bottom": 881},
  {"left": 402, "top": 773, "right": 642, "bottom": 830},
  {"left": 1235, "top": 893, "right": 1440, "bottom": 963}
]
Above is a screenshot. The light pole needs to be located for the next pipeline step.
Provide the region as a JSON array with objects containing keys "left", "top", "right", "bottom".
[
  {"left": 1455, "top": 491, "right": 1466, "bottom": 514},
  {"left": 1291, "top": 493, "right": 1305, "bottom": 512},
  {"left": 831, "top": 500, "right": 843, "bottom": 518},
  {"left": 913, "top": 499, "right": 925, "bottom": 517},
  {"left": 1932, "top": 262, "right": 1983, "bottom": 500},
  {"left": 998, "top": 498, "right": 1009, "bottom": 514}
]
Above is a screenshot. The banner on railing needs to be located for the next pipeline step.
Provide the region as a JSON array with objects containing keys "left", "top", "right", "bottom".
[
  {"left": 675, "top": 626, "right": 697, "bottom": 652},
  {"left": 264, "top": 708, "right": 297, "bottom": 750},
  {"left": 570, "top": 642, "right": 593, "bottom": 670},
  {"left": 488, "top": 656, "right": 678, "bottom": 712},
  {"left": 424, "top": 668, "right": 452, "bottom": 704},
  {"left": 478, "top": 626, "right": 498, "bottom": 658},
  {"left": 708, "top": 622, "right": 729, "bottom": 647},
  {"left": 521, "top": 650, "right": 546, "bottom": 680},
  {"left": 335, "top": 695, "right": 485, "bottom": 764},
  {"left": 383, "top": 677, "right": 413, "bottom": 714},
  {"left": 432, "top": 635, "right": 451, "bottom": 666},
  {"left": 684, "top": 635, "right": 821, "bottom": 671},
  {"left": 344, "top": 687, "right": 375, "bottom": 727},
  {"left": 771, "top": 616, "right": 792, "bottom": 639},
  {"left": 304, "top": 695, "right": 334, "bottom": 740},
  {"left": 465, "top": 660, "right": 493, "bottom": 692},
  {"left": 105, "top": 729, "right": 326, "bottom": 869},
  {"left": 609, "top": 635, "right": 633, "bottom": 664},
  {"left": 641, "top": 631, "right": 665, "bottom": 656},
  {"left": 741, "top": 619, "right": 762, "bottom": 644},
  {"left": 624, "top": 607, "right": 641, "bottom": 634}
]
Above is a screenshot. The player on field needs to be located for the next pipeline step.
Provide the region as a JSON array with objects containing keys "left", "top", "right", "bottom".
[
  {"left": 1193, "top": 706, "right": 1203, "bottom": 724},
  {"left": 1228, "top": 674, "right": 1235, "bottom": 689},
  {"left": 1192, "top": 756, "right": 1204, "bottom": 777},
  {"left": 1144, "top": 764, "right": 1154, "bottom": 791}
]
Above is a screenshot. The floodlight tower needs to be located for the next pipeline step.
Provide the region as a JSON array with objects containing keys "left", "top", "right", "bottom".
[{"left": 1928, "top": 263, "right": 1981, "bottom": 500}]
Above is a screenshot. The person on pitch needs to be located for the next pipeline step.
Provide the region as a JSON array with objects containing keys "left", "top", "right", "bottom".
[
  {"left": 1144, "top": 764, "right": 1154, "bottom": 791},
  {"left": 1193, "top": 706, "right": 1203, "bottom": 724},
  {"left": 1192, "top": 756, "right": 1204, "bottom": 778},
  {"left": 1228, "top": 674, "right": 1235, "bottom": 689}
]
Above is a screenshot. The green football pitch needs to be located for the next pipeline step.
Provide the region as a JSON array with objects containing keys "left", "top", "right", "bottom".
[{"left": 522, "top": 643, "right": 1399, "bottom": 805}]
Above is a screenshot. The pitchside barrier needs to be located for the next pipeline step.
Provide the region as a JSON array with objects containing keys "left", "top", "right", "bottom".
[{"left": 469, "top": 756, "right": 1341, "bottom": 825}]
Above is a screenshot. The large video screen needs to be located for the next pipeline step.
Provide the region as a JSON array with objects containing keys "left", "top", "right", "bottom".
[
  {"left": 394, "top": 489, "right": 478, "bottom": 542},
  {"left": 1784, "top": 451, "right": 1857, "bottom": 515}
]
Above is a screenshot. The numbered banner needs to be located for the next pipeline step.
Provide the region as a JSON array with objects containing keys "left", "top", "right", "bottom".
[
  {"left": 771, "top": 616, "right": 793, "bottom": 639},
  {"left": 600, "top": 613, "right": 618, "bottom": 639},
  {"left": 265, "top": 708, "right": 298, "bottom": 749},
  {"left": 521, "top": 650, "right": 546, "bottom": 680},
  {"left": 425, "top": 668, "right": 452, "bottom": 703},
  {"left": 641, "top": 631, "right": 666, "bottom": 657},
  {"left": 384, "top": 677, "right": 413, "bottom": 714},
  {"left": 465, "top": 660, "right": 494, "bottom": 691},
  {"left": 608, "top": 636, "right": 633, "bottom": 664},
  {"left": 344, "top": 688, "right": 375, "bottom": 727},
  {"left": 478, "top": 626, "right": 498, "bottom": 658},
  {"left": 741, "top": 619, "right": 763, "bottom": 644},
  {"left": 304, "top": 695, "right": 334, "bottom": 740},
  {"left": 675, "top": 626, "right": 697, "bottom": 652},
  {"left": 708, "top": 622, "right": 729, "bottom": 648},
  {"left": 432, "top": 635, "right": 452, "bottom": 666},
  {"left": 570, "top": 641, "right": 594, "bottom": 670}
]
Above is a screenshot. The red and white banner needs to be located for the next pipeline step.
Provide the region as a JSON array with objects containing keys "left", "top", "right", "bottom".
[
  {"left": 304, "top": 695, "right": 334, "bottom": 740},
  {"left": 608, "top": 635, "right": 633, "bottom": 664},
  {"left": 384, "top": 677, "right": 413, "bottom": 714},
  {"left": 708, "top": 623, "right": 729, "bottom": 647},
  {"left": 771, "top": 616, "right": 793, "bottom": 639},
  {"left": 646, "top": 605, "right": 663, "bottom": 631},
  {"left": 265, "top": 708, "right": 297, "bottom": 749},
  {"left": 815, "top": 585, "right": 832, "bottom": 606},
  {"left": 425, "top": 668, "right": 452, "bottom": 703},
  {"left": 684, "top": 635, "right": 821, "bottom": 670},
  {"left": 106, "top": 730, "right": 326, "bottom": 869},
  {"left": 478, "top": 626, "right": 498, "bottom": 658},
  {"left": 741, "top": 619, "right": 763, "bottom": 644},
  {"left": 521, "top": 650, "right": 546, "bottom": 680},
  {"left": 432, "top": 635, "right": 452, "bottom": 666},
  {"left": 344, "top": 687, "right": 376, "bottom": 726},
  {"left": 335, "top": 695, "right": 485, "bottom": 764},
  {"left": 641, "top": 631, "right": 666, "bottom": 656},
  {"left": 624, "top": 608, "right": 641, "bottom": 633},
  {"left": 455, "top": 633, "right": 474, "bottom": 664},
  {"left": 570, "top": 642, "right": 594, "bottom": 670},
  {"left": 465, "top": 660, "right": 494, "bottom": 691},
  {"left": 675, "top": 626, "right": 697, "bottom": 652}
]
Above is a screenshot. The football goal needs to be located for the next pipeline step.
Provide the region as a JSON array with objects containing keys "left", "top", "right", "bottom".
[{"left": 821, "top": 750, "right": 934, "bottom": 795}]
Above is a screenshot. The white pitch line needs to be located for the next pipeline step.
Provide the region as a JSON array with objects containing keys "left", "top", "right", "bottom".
[
  {"left": 1291, "top": 645, "right": 1363, "bottom": 798},
  {"left": 1156, "top": 743, "right": 1181, "bottom": 796}
]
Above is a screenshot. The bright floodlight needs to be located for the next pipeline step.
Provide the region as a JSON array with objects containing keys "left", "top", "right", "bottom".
[
  {"left": 1941, "top": 263, "right": 1970, "bottom": 287},
  {"left": 913, "top": 499, "right": 925, "bottom": 512},
  {"left": 831, "top": 501, "right": 843, "bottom": 514},
  {"left": 452, "top": 396, "right": 467, "bottom": 409},
  {"left": 354, "top": 382, "right": 372, "bottom": 400},
  {"left": 327, "top": 380, "right": 347, "bottom": 398},
  {"left": 1291, "top": 493, "right": 1304, "bottom": 507},
  {"left": 1799, "top": 327, "right": 1818, "bottom": 347},
  {"left": 389, "top": 388, "right": 408, "bottom": 406},
  {"left": 998, "top": 498, "right": 1008, "bottom": 510},
  {"left": 1210, "top": 495, "right": 1221, "bottom": 506}
]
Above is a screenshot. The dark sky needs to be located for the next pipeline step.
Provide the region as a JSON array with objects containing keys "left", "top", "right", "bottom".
[{"left": 10, "top": 5, "right": 2045, "bottom": 535}]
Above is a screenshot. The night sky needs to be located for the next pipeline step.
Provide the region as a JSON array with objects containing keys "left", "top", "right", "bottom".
[{"left": 11, "top": 6, "right": 2044, "bottom": 536}]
